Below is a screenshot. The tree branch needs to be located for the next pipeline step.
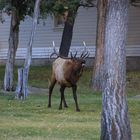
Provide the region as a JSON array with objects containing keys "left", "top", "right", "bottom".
[
  {"left": 79, "top": 2, "right": 97, "bottom": 8},
  {"left": 131, "top": 3, "right": 140, "bottom": 7},
  {"left": 130, "top": 0, "right": 140, "bottom": 7}
]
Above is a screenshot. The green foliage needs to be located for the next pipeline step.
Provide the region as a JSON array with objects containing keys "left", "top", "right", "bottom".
[
  {"left": 0, "top": 0, "right": 6, "bottom": 10},
  {"left": 0, "top": 0, "right": 51, "bottom": 22},
  {"left": 14, "top": 0, "right": 34, "bottom": 21},
  {"left": 0, "top": 0, "right": 35, "bottom": 22},
  {"left": 45, "top": 0, "right": 68, "bottom": 16},
  {"left": 0, "top": 0, "right": 95, "bottom": 23}
]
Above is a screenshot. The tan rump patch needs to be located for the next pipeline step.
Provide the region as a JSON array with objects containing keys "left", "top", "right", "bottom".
[{"left": 53, "top": 58, "right": 72, "bottom": 85}]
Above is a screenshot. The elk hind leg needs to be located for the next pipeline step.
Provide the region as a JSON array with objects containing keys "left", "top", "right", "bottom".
[
  {"left": 59, "top": 86, "right": 67, "bottom": 110},
  {"left": 48, "top": 77, "right": 56, "bottom": 108}
]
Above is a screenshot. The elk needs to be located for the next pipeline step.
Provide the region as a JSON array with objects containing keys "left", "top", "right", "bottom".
[{"left": 48, "top": 50, "right": 89, "bottom": 111}]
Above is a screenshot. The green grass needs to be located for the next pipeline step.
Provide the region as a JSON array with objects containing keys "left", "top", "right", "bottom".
[
  {"left": 0, "top": 66, "right": 140, "bottom": 140},
  {"left": 0, "top": 92, "right": 101, "bottom": 140}
]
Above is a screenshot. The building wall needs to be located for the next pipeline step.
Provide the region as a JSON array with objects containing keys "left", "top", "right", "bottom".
[
  {"left": 0, "top": 6, "right": 140, "bottom": 69},
  {"left": 127, "top": 6, "right": 140, "bottom": 45},
  {"left": 18, "top": 7, "right": 97, "bottom": 49},
  {"left": 1, "top": 6, "right": 140, "bottom": 48}
]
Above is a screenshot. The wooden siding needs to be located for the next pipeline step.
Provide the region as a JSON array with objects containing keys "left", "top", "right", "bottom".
[
  {"left": 0, "top": 45, "right": 139, "bottom": 60},
  {"left": 0, "top": 6, "right": 140, "bottom": 60},
  {"left": 127, "top": 6, "right": 140, "bottom": 45}
]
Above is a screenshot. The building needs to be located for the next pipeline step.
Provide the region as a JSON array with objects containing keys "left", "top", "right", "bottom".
[{"left": 0, "top": 6, "right": 140, "bottom": 70}]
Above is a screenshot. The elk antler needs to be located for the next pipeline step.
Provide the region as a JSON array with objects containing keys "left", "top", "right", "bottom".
[
  {"left": 74, "top": 51, "right": 78, "bottom": 58},
  {"left": 50, "top": 41, "right": 59, "bottom": 58},
  {"left": 80, "top": 51, "right": 89, "bottom": 58},
  {"left": 70, "top": 51, "right": 78, "bottom": 59},
  {"left": 50, "top": 48, "right": 59, "bottom": 58},
  {"left": 80, "top": 43, "right": 89, "bottom": 59}
]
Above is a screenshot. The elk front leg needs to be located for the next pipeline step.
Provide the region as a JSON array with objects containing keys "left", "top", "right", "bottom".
[{"left": 72, "top": 85, "right": 80, "bottom": 112}]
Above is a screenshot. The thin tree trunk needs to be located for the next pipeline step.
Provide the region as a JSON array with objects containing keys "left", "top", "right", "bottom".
[
  {"left": 59, "top": 7, "right": 78, "bottom": 57},
  {"left": 91, "top": 0, "right": 106, "bottom": 92},
  {"left": 16, "top": 0, "right": 41, "bottom": 99},
  {"left": 4, "top": 9, "right": 19, "bottom": 91},
  {"left": 15, "top": 68, "right": 23, "bottom": 99},
  {"left": 101, "top": 0, "right": 131, "bottom": 140}
]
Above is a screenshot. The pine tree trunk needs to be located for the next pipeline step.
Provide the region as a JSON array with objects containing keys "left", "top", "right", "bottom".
[
  {"left": 59, "top": 7, "right": 78, "bottom": 57},
  {"left": 101, "top": 0, "right": 131, "bottom": 139},
  {"left": 91, "top": 0, "right": 106, "bottom": 92},
  {"left": 4, "top": 9, "right": 19, "bottom": 91},
  {"left": 16, "top": 0, "right": 41, "bottom": 99}
]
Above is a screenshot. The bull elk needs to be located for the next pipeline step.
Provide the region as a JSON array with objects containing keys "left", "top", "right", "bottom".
[{"left": 48, "top": 50, "right": 89, "bottom": 111}]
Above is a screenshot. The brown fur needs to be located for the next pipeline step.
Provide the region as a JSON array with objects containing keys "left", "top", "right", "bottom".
[{"left": 48, "top": 57, "right": 85, "bottom": 111}]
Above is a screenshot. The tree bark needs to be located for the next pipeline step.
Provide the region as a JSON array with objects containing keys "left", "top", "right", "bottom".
[
  {"left": 91, "top": 0, "right": 106, "bottom": 92},
  {"left": 101, "top": 0, "right": 131, "bottom": 140},
  {"left": 4, "top": 9, "right": 19, "bottom": 91},
  {"left": 16, "top": 0, "right": 41, "bottom": 99},
  {"left": 59, "top": 7, "right": 78, "bottom": 57},
  {"left": 15, "top": 68, "right": 24, "bottom": 99}
]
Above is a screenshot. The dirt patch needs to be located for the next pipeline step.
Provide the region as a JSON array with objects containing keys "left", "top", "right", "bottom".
[
  {"left": 132, "top": 94, "right": 140, "bottom": 99},
  {"left": 0, "top": 86, "right": 48, "bottom": 94},
  {"left": 28, "top": 86, "right": 48, "bottom": 94}
]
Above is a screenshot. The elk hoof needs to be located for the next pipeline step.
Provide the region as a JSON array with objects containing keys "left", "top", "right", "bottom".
[
  {"left": 48, "top": 105, "right": 51, "bottom": 108},
  {"left": 76, "top": 108, "right": 80, "bottom": 112},
  {"left": 64, "top": 105, "right": 68, "bottom": 108}
]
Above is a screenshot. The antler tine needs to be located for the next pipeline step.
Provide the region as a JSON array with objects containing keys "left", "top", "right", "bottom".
[
  {"left": 53, "top": 47, "right": 57, "bottom": 54},
  {"left": 80, "top": 41, "right": 90, "bottom": 59},
  {"left": 70, "top": 52, "right": 73, "bottom": 59},
  {"left": 50, "top": 41, "right": 59, "bottom": 58},
  {"left": 80, "top": 52, "right": 84, "bottom": 58},
  {"left": 80, "top": 41, "right": 87, "bottom": 58},
  {"left": 74, "top": 51, "right": 78, "bottom": 58},
  {"left": 50, "top": 49, "right": 59, "bottom": 58},
  {"left": 81, "top": 51, "right": 89, "bottom": 58}
]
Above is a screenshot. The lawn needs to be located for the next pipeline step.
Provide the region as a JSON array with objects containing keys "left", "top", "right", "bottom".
[{"left": 0, "top": 66, "right": 140, "bottom": 140}]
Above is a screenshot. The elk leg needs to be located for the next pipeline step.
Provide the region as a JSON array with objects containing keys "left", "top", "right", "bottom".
[
  {"left": 48, "top": 78, "right": 56, "bottom": 108},
  {"left": 63, "top": 92, "right": 68, "bottom": 108},
  {"left": 63, "top": 98, "right": 68, "bottom": 108},
  {"left": 60, "top": 86, "right": 68, "bottom": 109},
  {"left": 59, "top": 86, "right": 65, "bottom": 110},
  {"left": 72, "top": 85, "right": 80, "bottom": 112}
]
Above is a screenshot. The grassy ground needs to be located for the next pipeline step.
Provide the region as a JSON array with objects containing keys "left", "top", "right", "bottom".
[{"left": 0, "top": 66, "right": 140, "bottom": 140}]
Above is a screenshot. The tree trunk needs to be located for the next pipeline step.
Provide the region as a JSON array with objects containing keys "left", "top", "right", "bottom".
[
  {"left": 59, "top": 7, "right": 78, "bottom": 57},
  {"left": 4, "top": 9, "right": 19, "bottom": 91},
  {"left": 91, "top": 0, "right": 106, "bottom": 92},
  {"left": 101, "top": 0, "right": 131, "bottom": 140},
  {"left": 16, "top": 0, "right": 41, "bottom": 99},
  {"left": 15, "top": 68, "right": 24, "bottom": 99}
]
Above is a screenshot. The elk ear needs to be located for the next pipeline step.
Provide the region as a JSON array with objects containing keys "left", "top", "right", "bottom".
[
  {"left": 81, "top": 59, "right": 86, "bottom": 66},
  {"left": 82, "top": 62, "right": 86, "bottom": 67}
]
